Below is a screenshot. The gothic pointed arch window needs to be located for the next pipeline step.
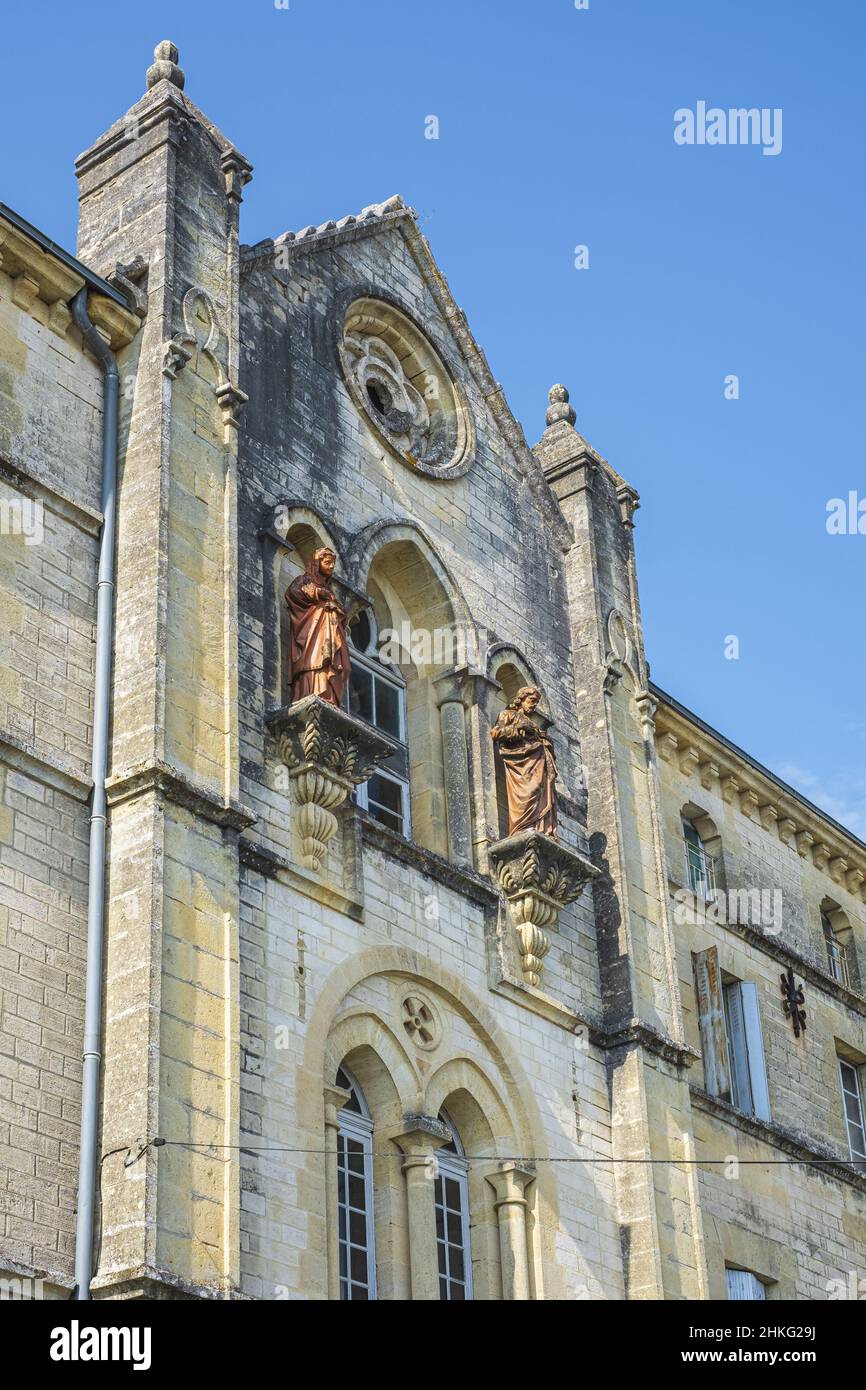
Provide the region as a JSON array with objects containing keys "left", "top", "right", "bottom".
[
  {"left": 336, "top": 1065, "right": 377, "bottom": 1300},
  {"left": 435, "top": 1109, "right": 473, "bottom": 1300}
]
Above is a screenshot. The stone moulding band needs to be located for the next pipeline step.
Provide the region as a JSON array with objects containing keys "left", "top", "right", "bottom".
[{"left": 105, "top": 760, "right": 256, "bottom": 831}]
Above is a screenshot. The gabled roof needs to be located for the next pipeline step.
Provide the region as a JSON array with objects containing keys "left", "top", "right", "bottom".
[{"left": 240, "top": 195, "right": 573, "bottom": 551}]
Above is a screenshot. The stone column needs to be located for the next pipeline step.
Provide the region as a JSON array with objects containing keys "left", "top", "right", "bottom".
[
  {"left": 433, "top": 670, "right": 473, "bottom": 867},
  {"left": 462, "top": 669, "right": 503, "bottom": 872},
  {"left": 323, "top": 1080, "right": 352, "bottom": 1301},
  {"left": 485, "top": 1162, "right": 535, "bottom": 1300},
  {"left": 392, "top": 1116, "right": 451, "bottom": 1301}
]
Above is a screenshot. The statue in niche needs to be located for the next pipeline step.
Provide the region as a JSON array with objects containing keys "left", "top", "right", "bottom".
[
  {"left": 491, "top": 686, "right": 558, "bottom": 839},
  {"left": 285, "top": 548, "right": 351, "bottom": 707}
]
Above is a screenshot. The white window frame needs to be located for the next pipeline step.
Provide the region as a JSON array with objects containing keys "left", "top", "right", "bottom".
[
  {"left": 336, "top": 1066, "right": 377, "bottom": 1300},
  {"left": 839, "top": 1058, "right": 866, "bottom": 1170},
  {"left": 434, "top": 1111, "right": 473, "bottom": 1301},
  {"left": 348, "top": 619, "right": 411, "bottom": 838},
  {"left": 723, "top": 979, "right": 771, "bottom": 1122},
  {"left": 726, "top": 1268, "right": 766, "bottom": 1300}
]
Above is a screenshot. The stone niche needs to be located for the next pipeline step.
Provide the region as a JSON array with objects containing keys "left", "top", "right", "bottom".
[{"left": 338, "top": 295, "right": 475, "bottom": 479}]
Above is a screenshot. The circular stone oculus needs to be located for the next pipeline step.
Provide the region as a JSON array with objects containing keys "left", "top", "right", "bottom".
[{"left": 339, "top": 297, "right": 475, "bottom": 479}]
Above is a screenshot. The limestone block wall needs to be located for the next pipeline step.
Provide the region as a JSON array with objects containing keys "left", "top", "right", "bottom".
[
  {"left": 236, "top": 840, "right": 623, "bottom": 1300},
  {"left": 0, "top": 274, "right": 104, "bottom": 1290},
  {"left": 656, "top": 706, "right": 866, "bottom": 1293}
]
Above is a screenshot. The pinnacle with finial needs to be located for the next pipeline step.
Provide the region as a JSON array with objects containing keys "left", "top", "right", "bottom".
[
  {"left": 146, "top": 40, "right": 185, "bottom": 91},
  {"left": 546, "top": 383, "right": 577, "bottom": 429}
]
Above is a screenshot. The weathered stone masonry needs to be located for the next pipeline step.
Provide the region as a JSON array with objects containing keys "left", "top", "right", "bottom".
[{"left": 0, "top": 42, "right": 864, "bottom": 1300}]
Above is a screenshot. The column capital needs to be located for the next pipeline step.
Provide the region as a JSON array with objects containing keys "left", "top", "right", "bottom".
[
  {"left": 485, "top": 1161, "right": 535, "bottom": 1207},
  {"left": 433, "top": 665, "right": 499, "bottom": 711},
  {"left": 323, "top": 1081, "right": 352, "bottom": 1128},
  {"left": 391, "top": 1113, "right": 451, "bottom": 1165}
]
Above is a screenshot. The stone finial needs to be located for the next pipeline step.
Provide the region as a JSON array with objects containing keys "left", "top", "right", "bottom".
[
  {"left": 146, "top": 40, "right": 185, "bottom": 91},
  {"left": 545, "top": 383, "right": 577, "bottom": 428}
]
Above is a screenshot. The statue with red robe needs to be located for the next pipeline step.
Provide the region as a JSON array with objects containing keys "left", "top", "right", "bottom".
[{"left": 285, "top": 548, "right": 351, "bottom": 707}]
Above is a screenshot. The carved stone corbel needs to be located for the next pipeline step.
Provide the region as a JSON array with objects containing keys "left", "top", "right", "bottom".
[
  {"left": 487, "top": 829, "right": 598, "bottom": 987},
  {"left": 267, "top": 695, "right": 395, "bottom": 872},
  {"left": 216, "top": 379, "right": 249, "bottom": 436}
]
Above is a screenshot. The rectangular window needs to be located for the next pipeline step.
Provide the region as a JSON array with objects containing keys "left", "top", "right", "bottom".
[
  {"left": 435, "top": 1162, "right": 472, "bottom": 1300},
  {"left": 726, "top": 1268, "right": 766, "bottom": 1301},
  {"left": 337, "top": 1124, "right": 376, "bottom": 1300},
  {"left": 693, "top": 950, "right": 770, "bottom": 1120},
  {"left": 823, "top": 914, "right": 850, "bottom": 987},
  {"left": 839, "top": 1059, "right": 866, "bottom": 1170},
  {"left": 683, "top": 818, "right": 716, "bottom": 899},
  {"left": 348, "top": 653, "right": 410, "bottom": 836}
]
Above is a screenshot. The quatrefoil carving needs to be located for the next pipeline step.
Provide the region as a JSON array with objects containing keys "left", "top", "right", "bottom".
[{"left": 401, "top": 994, "right": 440, "bottom": 1050}]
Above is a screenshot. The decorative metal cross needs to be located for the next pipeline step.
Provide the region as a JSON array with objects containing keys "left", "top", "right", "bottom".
[{"left": 780, "top": 968, "right": 806, "bottom": 1038}]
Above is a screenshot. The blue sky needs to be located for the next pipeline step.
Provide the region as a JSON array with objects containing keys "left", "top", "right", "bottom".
[{"left": 4, "top": 0, "right": 864, "bottom": 835}]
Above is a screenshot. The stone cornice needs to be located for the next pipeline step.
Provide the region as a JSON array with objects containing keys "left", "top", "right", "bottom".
[
  {"left": 0, "top": 730, "right": 90, "bottom": 801},
  {"left": 591, "top": 1017, "right": 700, "bottom": 1070},
  {"left": 89, "top": 1263, "right": 248, "bottom": 1301},
  {"left": 690, "top": 1087, "right": 866, "bottom": 1193},
  {"left": 0, "top": 214, "right": 140, "bottom": 349},
  {"left": 654, "top": 687, "right": 866, "bottom": 913},
  {"left": 106, "top": 761, "right": 256, "bottom": 831}
]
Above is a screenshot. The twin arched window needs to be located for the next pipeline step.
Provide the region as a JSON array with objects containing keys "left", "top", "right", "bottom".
[{"left": 335, "top": 1066, "right": 472, "bottom": 1301}]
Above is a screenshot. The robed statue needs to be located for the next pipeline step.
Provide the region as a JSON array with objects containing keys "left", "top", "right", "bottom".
[
  {"left": 491, "top": 685, "right": 558, "bottom": 839},
  {"left": 285, "top": 547, "right": 351, "bottom": 708}
]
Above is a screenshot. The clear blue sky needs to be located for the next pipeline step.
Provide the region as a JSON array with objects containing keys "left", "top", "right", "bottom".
[{"left": 4, "top": 0, "right": 864, "bottom": 835}]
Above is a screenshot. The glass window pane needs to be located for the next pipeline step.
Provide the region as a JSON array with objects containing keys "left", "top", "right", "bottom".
[
  {"left": 349, "top": 665, "right": 373, "bottom": 723},
  {"left": 374, "top": 677, "right": 401, "bottom": 738},
  {"left": 367, "top": 774, "right": 405, "bottom": 834},
  {"left": 349, "top": 1208, "right": 367, "bottom": 1246},
  {"left": 350, "top": 610, "right": 372, "bottom": 653}
]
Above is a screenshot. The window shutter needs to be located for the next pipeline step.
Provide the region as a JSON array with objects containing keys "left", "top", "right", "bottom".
[
  {"left": 724, "top": 982, "right": 754, "bottom": 1114},
  {"left": 740, "top": 981, "right": 771, "bottom": 1122},
  {"left": 727, "top": 1269, "right": 766, "bottom": 1300},
  {"left": 693, "top": 947, "right": 731, "bottom": 1101}
]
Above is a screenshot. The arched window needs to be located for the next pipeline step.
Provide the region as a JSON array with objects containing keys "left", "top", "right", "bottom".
[
  {"left": 335, "top": 1065, "right": 377, "bottom": 1300},
  {"left": 682, "top": 815, "right": 716, "bottom": 899},
  {"left": 348, "top": 607, "right": 410, "bottom": 837},
  {"left": 435, "top": 1110, "right": 473, "bottom": 1301}
]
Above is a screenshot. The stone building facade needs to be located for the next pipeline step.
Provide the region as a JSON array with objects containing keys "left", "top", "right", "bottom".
[{"left": 0, "top": 42, "right": 864, "bottom": 1300}]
